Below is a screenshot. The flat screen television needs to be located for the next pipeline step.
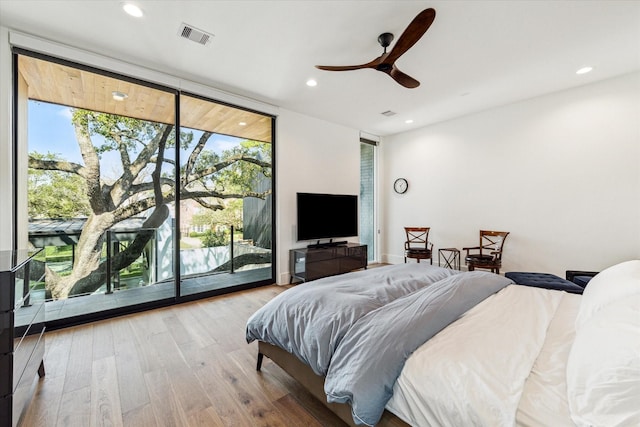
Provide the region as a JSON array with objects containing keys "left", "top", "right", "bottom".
[{"left": 297, "top": 192, "right": 358, "bottom": 242}]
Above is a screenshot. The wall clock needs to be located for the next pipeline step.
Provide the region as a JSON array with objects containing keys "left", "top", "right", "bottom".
[{"left": 393, "top": 178, "right": 408, "bottom": 194}]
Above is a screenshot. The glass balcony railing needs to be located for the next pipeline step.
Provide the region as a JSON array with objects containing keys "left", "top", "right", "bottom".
[{"left": 28, "top": 222, "right": 272, "bottom": 325}]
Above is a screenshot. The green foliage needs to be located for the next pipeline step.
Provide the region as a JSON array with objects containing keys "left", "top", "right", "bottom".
[
  {"left": 201, "top": 229, "right": 229, "bottom": 247},
  {"left": 188, "top": 140, "right": 271, "bottom": 194},
  {"left": 28, "top": 152, "right": 91, "bottom": 219},
  {"left": 191, "top": 199, "right": 244, "bottom": 230}
]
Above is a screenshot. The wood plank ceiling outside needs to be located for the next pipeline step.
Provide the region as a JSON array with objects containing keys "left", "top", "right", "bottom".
[{"left": 18, "top": 55, "right": 272, "bottom": 143}]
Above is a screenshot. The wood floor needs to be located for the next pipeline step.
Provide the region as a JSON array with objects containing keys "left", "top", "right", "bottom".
[{"left": 21, "top": 284, "right": 348, "bottom": 427}]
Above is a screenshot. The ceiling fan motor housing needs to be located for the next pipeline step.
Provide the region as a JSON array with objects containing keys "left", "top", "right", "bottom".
[{"left": 378, "top": 32, "right": 394, "bottom": 49}]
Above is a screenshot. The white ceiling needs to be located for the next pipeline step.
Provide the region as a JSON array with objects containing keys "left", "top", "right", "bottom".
[{"left": 1, "top": 0, "right": 639, "bottom": 136}]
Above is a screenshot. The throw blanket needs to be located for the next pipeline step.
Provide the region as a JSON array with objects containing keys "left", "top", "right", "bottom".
[
  {"left": 246, "top": 263, "right": 459, "bottom": 375},
  {"left": 324, "top": 272, "right": 513, "bottom": 426}
]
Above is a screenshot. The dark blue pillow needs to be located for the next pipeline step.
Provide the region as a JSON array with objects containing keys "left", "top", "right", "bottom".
[{"left": 505, "top": 272, "right": 584, "bottom": 294}]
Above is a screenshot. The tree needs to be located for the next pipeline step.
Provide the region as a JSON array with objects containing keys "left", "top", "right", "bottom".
[
  {"left": 191, "top": 199, "right": 244, "bottom": 231},
  {"left": 29, "top": 108, "right": 271, "bottom": 299},
  {"left": 28, "top": 152, "right": 92, "bottom": 219}
]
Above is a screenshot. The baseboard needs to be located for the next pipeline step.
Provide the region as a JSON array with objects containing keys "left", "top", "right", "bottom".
[{"left": 278, "top": 271, "right": 291, "bottom": 285}]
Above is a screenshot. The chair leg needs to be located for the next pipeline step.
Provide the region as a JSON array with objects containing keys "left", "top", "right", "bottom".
[
  {"left": 404, "top": 257, "right": 407, "bottom": 263},
  {"left": 417, "top": 259, "right": 420, "bottom": 263},
  {"left": 468, "top": 265, "right": 474, "bottom": 271},
  {"left": 430, "top": 258, "right": 433, "bottom": 265}
]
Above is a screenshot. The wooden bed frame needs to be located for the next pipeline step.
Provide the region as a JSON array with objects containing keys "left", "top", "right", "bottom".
[{"left": 257, "top": 341, "right": 409, "bottom": 427}]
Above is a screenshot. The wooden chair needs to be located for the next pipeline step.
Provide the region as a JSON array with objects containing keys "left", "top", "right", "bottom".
[
  {"left": 404, "top": 227, "right": 433, "bottom": 264},
  {"left": 463, "top": 230, "right": 509, "bottom": 274}
]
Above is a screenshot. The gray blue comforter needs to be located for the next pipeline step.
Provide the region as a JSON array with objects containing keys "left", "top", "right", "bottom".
[
  {"left": 246, "top": 264, "right": 512, "bottom": 426},
  {"left": 246, "top": 263, "right": 459, "bottom": 375},
  {"left": 324, "top": 271, "right": 512, "bottom": 426}
]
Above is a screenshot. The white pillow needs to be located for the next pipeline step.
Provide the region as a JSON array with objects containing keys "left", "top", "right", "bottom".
[
  {"left": 567, "top": 295, "right": 640, "bottom": 427},
  {"left": 576, "top": 260, "right": 640, "bottom": 329}
]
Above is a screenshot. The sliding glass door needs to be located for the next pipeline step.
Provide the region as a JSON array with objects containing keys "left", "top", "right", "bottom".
[
  {"left": 16, "top": 51, "right": 275, "bottom": 325},
  {"left": 178, "top": 94, "right": 273, "bottom": 296},
  {"left": 20, "top": 54, "right": 178, "bottom": 321}
]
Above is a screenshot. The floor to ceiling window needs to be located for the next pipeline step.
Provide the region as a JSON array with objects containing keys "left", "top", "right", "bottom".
[
  {"left": 178, "top": 94, "right": 273, "bottom": 296},
  {"left": 15, "top": 51, "right": 275, "bottom": 326},
  {"left": 360, "top": 138, "right": 377, "bottom": 262}
]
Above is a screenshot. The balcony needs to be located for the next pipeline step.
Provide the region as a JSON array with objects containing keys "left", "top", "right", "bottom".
[{"left": 29, "top": 219, "right": 272, "bottom": 328}]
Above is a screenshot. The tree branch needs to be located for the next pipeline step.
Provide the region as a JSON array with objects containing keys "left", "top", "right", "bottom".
[
  {"left": 129, "top": 124, "right": 171, "bottom": 179},
  {"left": 210, "top": 252, "right": 272, "bottom": 273},
  {"left": 112, "top": 187, "right": 270, "bottom": 222},
  {"left": 150, "top": 156, "right": 176, "bottom": 166},
  {"left": 183, "top": 131, "right": 212, "bottom": 186},
  {"left": 187, "top": 154, "right": 271, "bottom": 183},
  {"left": 112, "top": 197, "right": 159, "bottom": 222},
  {"left": 193, "top": 197, "right": 224, "bottom": 211},
  {"left": 151, "top": 125, "right": 172, "bottom": 205},
  {"left": 28, "top": 157, "right": 86, "bottom": 177},
  {"left": 130, "top": 178, "right": 175, "bottom": 194},
  {"left": 110, "top": 125, "right": 173, "bottom": 207},
  {"left": 182, "top": 189, "right": 271, "bottom": 200}
]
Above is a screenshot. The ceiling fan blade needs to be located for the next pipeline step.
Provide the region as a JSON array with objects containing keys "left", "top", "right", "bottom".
[
  {"left": 316, "top": 57, "right": 381, "bottom": 72},
  {"left": 387, "top": 66, "right": 420, "bottom": 88},
  {"left": 386, "top": 8, "right": 436, "bottom": 64},
  {"left": 316, "top": 65, "right": 369, "bottom": 71}
]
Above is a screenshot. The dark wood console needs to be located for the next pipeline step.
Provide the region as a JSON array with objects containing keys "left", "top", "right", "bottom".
[
  {"left": 0, "top": 249, "right": 45, "bottom": 427},
  {"left": 290, "top": 243, "right": 367, "bottom": 283}
]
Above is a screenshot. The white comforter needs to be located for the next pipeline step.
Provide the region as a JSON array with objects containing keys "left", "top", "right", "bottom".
[{"left": 386, "top": 284, "right": 581, "bottom": 426}]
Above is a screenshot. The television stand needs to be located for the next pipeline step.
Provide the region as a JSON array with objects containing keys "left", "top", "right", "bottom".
[
  {"left": 290, "top": 243, "right": 367, "bottom": 283},
  {"left": 307, "top": 240, "right": 348, "bottom": 249}
]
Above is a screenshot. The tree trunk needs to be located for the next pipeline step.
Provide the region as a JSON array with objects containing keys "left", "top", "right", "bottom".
[
  {"left": 67, "top": 204, "right": 170, "bottom": 297},
  {"left": 46, "top": 205, "right": 169, "bottom": 299},
  {"left": 46, "top": 213, "right": 113, "bottom": 299}
]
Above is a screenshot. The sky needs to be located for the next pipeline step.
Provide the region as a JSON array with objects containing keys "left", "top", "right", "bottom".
[
  {"left": 29, "top": 101, "right": 82, "bottom": 163},
  {"left": 28, "top": 100, "right": 243, "bottom": 178}
]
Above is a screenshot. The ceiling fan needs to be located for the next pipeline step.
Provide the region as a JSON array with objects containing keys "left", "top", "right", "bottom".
[{"left": 316, "top": 8, "right": 436, "bottom": 89}]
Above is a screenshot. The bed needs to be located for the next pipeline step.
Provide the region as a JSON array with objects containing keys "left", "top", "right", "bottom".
[{"left": 246, "top": 261, "right": 640, "bottom": 426}]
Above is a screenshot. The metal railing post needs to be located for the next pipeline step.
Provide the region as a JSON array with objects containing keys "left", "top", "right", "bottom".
[
  {"left": 105, "top": 230, "right": 112, "bottom": 294},
  {"left": 230, "top": 225, "right": 234, "bottom": 274}
]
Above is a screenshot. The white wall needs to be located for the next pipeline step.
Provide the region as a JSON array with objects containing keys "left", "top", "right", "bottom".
[
  {"left": 382, "top": 72, "right": 640, "bottom": 277},
  {"left": 276, "top": 109, "right": 361, "bottom": 284},
  {"left": 0, "top": 27, "right": 13, "bottom": 250}
]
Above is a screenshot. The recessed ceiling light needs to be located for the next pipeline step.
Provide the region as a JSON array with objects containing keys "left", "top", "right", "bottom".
[
  {"left": 238, "top": 122, "right": 247, "bottom": 126},
  {"left": 123, "top": 3, "right": 143, "bottom": 18},
  {"left": 576, "top": 66, "right": 593, "bottom": 75},
  {"left": 306, "top": 79, "right": 317, "bottom": 87},
  {"left": 405, "top": 119, "right": 414, "bottom": 124},
  {"left": 112, "top": 91, "right": 128, "bottom": 101}
]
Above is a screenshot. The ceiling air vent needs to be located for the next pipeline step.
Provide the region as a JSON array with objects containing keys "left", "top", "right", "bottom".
[
  {"left": 178, "top": 23, "right": 213, "bottom": 46},
  {"left": 381, "top": 110, "right": 397, "bottom": 117}
]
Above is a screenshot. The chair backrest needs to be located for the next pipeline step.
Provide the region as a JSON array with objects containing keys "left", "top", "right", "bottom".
[
  {"left": 405, "top": 227, "right": 430, "bottom": 250},
  {"left": 478, "top": 230, "right": 510, "bottom": 259}
]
